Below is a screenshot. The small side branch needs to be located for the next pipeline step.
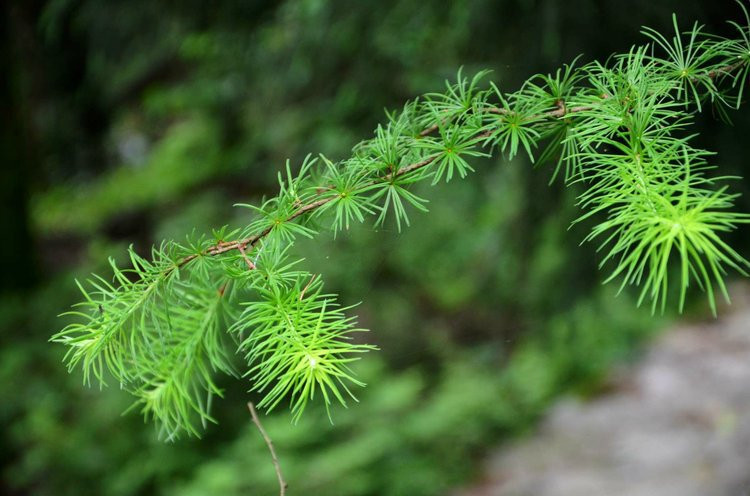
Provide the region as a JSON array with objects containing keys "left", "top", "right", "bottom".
[
  {"left": 247, "top": 402, "right": 287, "bottom": 496},
  {"left": 237, "top": 244, "right": 256, "bottom": 270},
  {"left": 299, "top": 273, "right": 318, "bottom": 300}
]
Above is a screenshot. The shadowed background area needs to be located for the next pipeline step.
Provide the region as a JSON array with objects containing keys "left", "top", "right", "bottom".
[{"left": 2, "top": 1, "right": 749, "bottom": 494}]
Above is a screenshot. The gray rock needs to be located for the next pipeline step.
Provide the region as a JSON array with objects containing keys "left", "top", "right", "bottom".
[{"left": 456, "top": 285, "right": 750, "bottom": 496}]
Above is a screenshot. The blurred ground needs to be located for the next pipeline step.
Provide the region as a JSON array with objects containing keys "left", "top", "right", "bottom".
[{"left": 457, "top": 284, "right": 750, "bottom": 496}]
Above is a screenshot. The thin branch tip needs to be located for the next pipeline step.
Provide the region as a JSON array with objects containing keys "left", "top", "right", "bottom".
[{"left": 248, "top": 401, "right": 288, "bottom": 495}]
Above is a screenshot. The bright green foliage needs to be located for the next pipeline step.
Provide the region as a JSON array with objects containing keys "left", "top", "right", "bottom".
[
  {"left": 56, "top": 243, "right": 238, "bottom": 439},
  {"left": 54, "top": 9, "right": 750, "bottom": 437},
  {"left": 234, "top": 275, "right": 371, "bottom": 422}
]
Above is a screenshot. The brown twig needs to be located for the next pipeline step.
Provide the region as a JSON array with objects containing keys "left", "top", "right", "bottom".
[
  {"left": 299, "top": 273, "right": 319, "bottom": 300},
  {"left": 419, "top": 122, "right": 439, "bottom": 136},
  {"left": 237, "top": 244, "right": 256, "bottom": 270},
  {"left": 248, "top": 402, "right": 287, "bottom": 496},
  {"left": 707, "top": 60, "right": 746, "bottom": 80}
]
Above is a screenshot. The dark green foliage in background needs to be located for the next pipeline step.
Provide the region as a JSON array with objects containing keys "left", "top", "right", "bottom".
[{"left": 2, "top": 0, "right": 749, "bottom": 495}]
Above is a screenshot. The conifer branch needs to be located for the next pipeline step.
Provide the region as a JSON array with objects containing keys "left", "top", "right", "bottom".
[{"left": 53, "top": 4, "right": 750, "bottom": 438}]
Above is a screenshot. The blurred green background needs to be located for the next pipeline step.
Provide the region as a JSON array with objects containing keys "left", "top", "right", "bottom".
[{"left": 2, "top": 1, "right": 750, "bottom": 494}]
